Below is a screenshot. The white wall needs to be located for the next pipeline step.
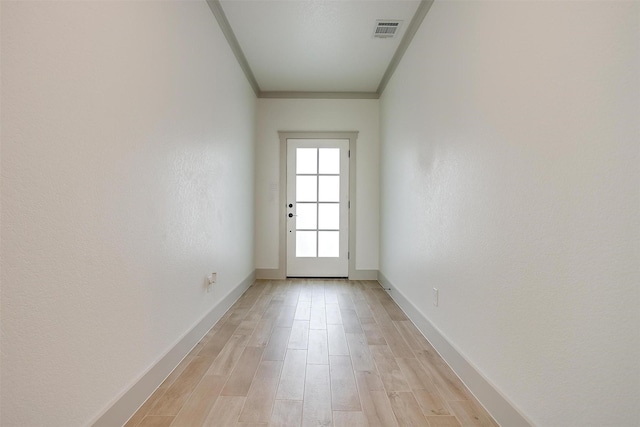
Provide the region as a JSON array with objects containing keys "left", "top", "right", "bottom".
[
  {"left": 1, "top": 1, "right": 256, "bottom": 425},
  {"left": 255, "top": 99, "right": 379, "bottom": 272},
  {"left": 380, "top": 1, "right": 639, "bottom": 426}
]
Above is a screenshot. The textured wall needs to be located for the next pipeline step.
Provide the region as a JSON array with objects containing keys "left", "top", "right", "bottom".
[
  {"left": 379, "top": 1, "right": 639, "bottom": 426},
  {"left": 1, "top": 1, "right": 255, "bottom": 425},
  {"left": 255, "top": 99, "right": 380, "bottom": 271}
]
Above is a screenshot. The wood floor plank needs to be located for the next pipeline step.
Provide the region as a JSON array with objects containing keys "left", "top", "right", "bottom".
[
  {"left": 275, "top": 305, "right": 296, "bottom": 328},
  {"left": 247, "top": 319, "right": 275, "bottom": 348},
  {"left": 377, "top": 318, "right": 414, "bottom": 359},
  {"left": 426, "top": 416, "right": 463, "bottom": 427},
  {"left": 311, "top": 296, "right": 325, "bottom": 310},
  {"left": 372, "top": 289, "right": 408, "bottom": 321},
  {"left": 288, "top": 320, "right": 310, "bottom": 349},
  {"left": 309, "top": 305, "right": 327, "bottom": 330},
  {"left": 345, "top": 333, "right": 375, "bottom": 372},
  {"left": 325, "top": 303, "right": 343, "bottom": 325},
  {"left": 245, "top": 294, "right": 275, "bottom": 322},
  {"left": 270, "top": 400, "right": 303, "bottom": 426},
  {"left": 138, "top": 416, "right": 174, "bottom": 427},
  {"left": 337, "top": 292, "right": 355, "bottom": 310},
  {"left": 302, "top": 364, "right": 332, "bottom": 427},
  {"left": 413, "top": 390, "right": 450, "bottom": 416},
  {"left": 332, "top": 411, "right": 368, "bottom": 427},
  {"left": 415, "top": 350, "right": 469, "bottom": 401},
  {"left": 370, "top": 391, "right": 400, "bottom": 426},
  {"left": 324, "top": 288, "right": 338, "bottom": 305},
  {"left": 170, "top": 374, "right": 226, "bottom": 427},
  {"left": 307, "top": 329, "right": 329, "bottom": 365},
  {"left": 387, "top": 391, "right": 429, "bottom": 425},
  {"left": 203, "top": 395, "right": 245, "bottom": 427},
  {"left": 276, "top": 349, "right": 307, "bottom": 400},
  {"left": 448, "top": 400, "right": 498, "bottom": 427},
  {"left": 329, "top": 356, "right": 361, "bottom": 411},
  {"left": 327, "top": 324, "right": 349, "bottom": 356},
  {"left": 340, "top": 308, "right": 364, "bottom": 333},
  {"left": 352, "top": 297, "right": 375, "bottom": 325},
  {"left": 361, "top": 322, "right": 387, "bottom": 345},
  {"left": 396, "top": 357, "right": 439, "bottom": 392},
  {"left": 198, "top": 320, "right": 240, "bottom": 358},
  {"left": 221, "top": 347, "right": 264, "bottom": 396},
  {"left": 354, "top": 371, "right": 398, "bottom": 427},
  {"left": 124, "top": 356, "right": 194, "bottom": 426},
  {"left": 261, "top": 299, "right": 283, "bottom": 321},
  {"left": 262, "top": 327, "right": 291, "bottom": 361},
  {"left": 354, "top": 369, "right": 385, "bottom": 392},
  {"left": 235, "top": 320, "right": 259, "bottom": 337},
  {"left": 369, "top": 345, "right": 411, "bottom": 393},
  {"left": 394, "top": 320, "right": 435, "bottom": 351},
  {"left": 207, "top": 334, "right": 248, "bottom": 377},
  {"left": 294, "top": 300, "right": 312, "bottom": 321},
  {"left": 228, "top": 308, "right": 251, "bottom": 325},
  {"left": 148, "top": 356, "right": 214, "bottom": 415},
  {"left": 238, "top": 360, "right": 283, "bottom": 424},
  {"left": 298, "top": 283, "right": 312, "bottom": 301},
  {"left": 129, "top": 280, "right": 498, "bottom": 427}
]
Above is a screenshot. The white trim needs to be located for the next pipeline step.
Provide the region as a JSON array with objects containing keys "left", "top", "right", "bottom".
[
  {"left": 260, "top": 91, "right": 379, "bottom": 100},
  {"left": 278, "top": 131, "right": 360, "bottom": 280},
  {"left": 255, "top": 268, "right": 285, "bottom": 280},
  {"left": 376, "top": 0, "right": 435, "bottom": 96},
  {"left": 206, "top": 0, "right": 260, "bottom": 96},
  {"left": 348, "top": 269, "right": 379, "bottom": 280},
  {"left": 255, "top": 268, "right": 377, "bottom": 281},
  {"left": 377, "top": 271, "right": 534, "bottom": 427},
  {"left": 90, "top": 271, "right": 256, "bottom": 427}
]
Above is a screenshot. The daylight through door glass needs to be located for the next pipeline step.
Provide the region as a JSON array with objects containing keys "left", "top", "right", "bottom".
[{"left": 295, "top": 147, "right": 340, "bottom": 258}]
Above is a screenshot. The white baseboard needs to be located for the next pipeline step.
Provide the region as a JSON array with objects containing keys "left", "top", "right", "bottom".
[
  {"left": 349, "top": 269, "right": 379, "bottom": 280},
  {"left": 255, "top": 268, "right": 284, "bottom": 280},
  {"left": 91, "top": 270, "right": 256, "bottom": 427},
  {"left": 256, "top": 268, "right": 378, "bottom": 281},
  {"left": 378, "top": 271, "right": 533, "bottom": 427}
]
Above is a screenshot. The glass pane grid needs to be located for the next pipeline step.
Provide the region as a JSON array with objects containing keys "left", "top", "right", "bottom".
[
  {"left": 293, "top": 145, "right": 343, "bottom": 260},
  {"left": 296, "top": 231, "right": 317, "bottom": 257}
]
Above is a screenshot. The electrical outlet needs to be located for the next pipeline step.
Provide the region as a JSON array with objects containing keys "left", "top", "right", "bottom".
[
  {"left": 433, "top": 288, "right": 439, "bottom": 307},
  {"left": 206, "top": 272, "right": 217, "bottom": 293}
]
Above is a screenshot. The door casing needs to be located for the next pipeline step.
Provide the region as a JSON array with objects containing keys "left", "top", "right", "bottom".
[{"left": 277, "top": 131, "right": 359, "bottom": 279}]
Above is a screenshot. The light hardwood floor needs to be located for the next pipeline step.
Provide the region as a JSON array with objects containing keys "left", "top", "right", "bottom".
[{"left": 126, "top": 279, "right": 498, "bottom": 427}]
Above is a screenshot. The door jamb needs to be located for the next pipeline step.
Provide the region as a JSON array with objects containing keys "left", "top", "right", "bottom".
[{"left": 278, "top": 131, "right": 359, "bottom": 279}]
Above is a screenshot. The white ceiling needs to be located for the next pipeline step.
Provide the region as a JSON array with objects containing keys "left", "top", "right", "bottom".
[{"left": 217, "top": 0, "right": 423, "bottom": 95}]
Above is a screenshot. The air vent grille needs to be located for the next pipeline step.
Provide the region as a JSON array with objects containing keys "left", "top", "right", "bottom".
[{"left": 373, "top": 20, "right": 402, "bottom": 39}]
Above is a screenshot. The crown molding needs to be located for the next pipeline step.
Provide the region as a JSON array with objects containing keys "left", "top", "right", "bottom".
[
  {"left": 206, "top": 0, "right": 261, "bottom": 96},
  {"left": 259, "top": 91, "right": 379, "bottom": 100},
  {"left": 206, "top": 0, "right": 435, "bottom": 99},
  {"left": 377, "top": 0, "right": 435, "bottom": 96}
]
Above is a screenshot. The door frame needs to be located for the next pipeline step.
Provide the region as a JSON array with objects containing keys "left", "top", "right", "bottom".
[{"left": 278, "top": 131, "right": 359, "bottom": 279}]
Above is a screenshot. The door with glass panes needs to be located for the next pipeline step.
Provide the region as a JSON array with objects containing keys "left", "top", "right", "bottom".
[{"left": 286, "top": 139, "right": 349, "bottom": 277}]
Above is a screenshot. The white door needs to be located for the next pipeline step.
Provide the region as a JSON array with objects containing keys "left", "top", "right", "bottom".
[{"left": 286, "top": 139, "right": 349, "bottom": 277}]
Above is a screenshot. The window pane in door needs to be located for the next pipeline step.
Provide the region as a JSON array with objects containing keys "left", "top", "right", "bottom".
[
  {"left": 297, "top": 148, "right": 317, "bottom": 174},
  {"left": 296, "top": 203, "right": 317, "bottom": 229},
  {"left": 319, "top": 148, "right": 340, "bottom": 174},
  {"left": 318, "top": 203, "right": 339, "bottom": 230},
  {"left": 296, "top": 231, "right": 317, "bottom": 257},
  {"left": 318, "top": 176, "right": 339, "bottom": 202},
  {"left": 318, "top": 231, "right": 339, "bottom": 257},
  {"left": 296, "top": 176, "right": 317, "bottom": 202}
]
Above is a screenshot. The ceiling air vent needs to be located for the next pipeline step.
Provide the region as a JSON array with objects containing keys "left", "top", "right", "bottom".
[{"left": 373, "top": 20, "right": 403, "bottom": 39}]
